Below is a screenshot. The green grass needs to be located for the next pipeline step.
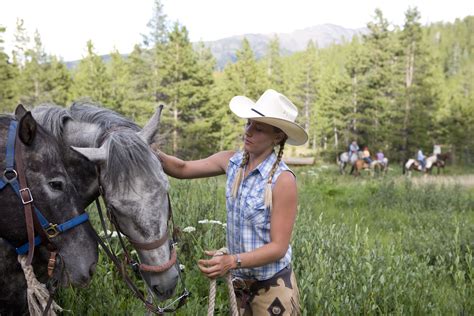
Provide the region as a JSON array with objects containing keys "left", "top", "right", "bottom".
[{"left": 56, "top": 165, "right": 474, "bottom": 315}]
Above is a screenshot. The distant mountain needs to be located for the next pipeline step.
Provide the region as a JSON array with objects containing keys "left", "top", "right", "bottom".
[
  {"left": 65, "top": 24, "right": 367, "bottom": 70},
  {"left": 205, "top": 24, "right": 368, "bottom": 69}
]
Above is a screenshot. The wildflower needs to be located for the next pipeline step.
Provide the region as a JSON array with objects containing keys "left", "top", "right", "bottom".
[
  {"left": 179, "top": 264, "right": 185, "bottom": 271},
  {"left": 183, "top": 226, "right": 196, "bottom": 233},
  {"left": 99, "top": 230, "right": 113, "bottom": 237},
  {"left": 198, "top": 219, "right": 210, "bottom": 224},
  {"left": 209, "top": 220, "right": 222, "bottom": 225}
]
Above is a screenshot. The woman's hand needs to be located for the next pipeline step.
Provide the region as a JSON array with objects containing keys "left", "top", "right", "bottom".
[{"left": 197, "top": 250, "right": 235, "bottom": 279}]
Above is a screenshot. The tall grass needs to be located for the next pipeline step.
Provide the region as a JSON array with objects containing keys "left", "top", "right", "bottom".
[{"left": 57, "top": 167, "right": 474, "bottom": 315}]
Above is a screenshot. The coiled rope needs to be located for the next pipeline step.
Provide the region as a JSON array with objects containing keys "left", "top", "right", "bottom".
[
  {"left": 17, "top": 255, "right": 62, "bottom": 316},
  {"left": 207, "top": 247, "right": 239, "bottom": 316}
]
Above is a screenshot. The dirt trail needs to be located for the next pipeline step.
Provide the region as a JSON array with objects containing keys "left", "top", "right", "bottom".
[{"left": 404, "top": 175, "right": 474, "bottom": 188}]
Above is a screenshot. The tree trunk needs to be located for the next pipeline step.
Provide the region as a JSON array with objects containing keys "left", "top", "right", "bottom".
[
  {"left": 402, "top": 41, "right": 415, "bottom": 159},
  {"left": 352, "top": 75, "right": 358, "bottom": 132}
]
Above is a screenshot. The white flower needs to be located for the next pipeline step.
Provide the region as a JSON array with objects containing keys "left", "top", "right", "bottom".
[
  {"left": 198, "top": 219, "right": 210, "bottom": 224},
  {"left": 179, "top": 264, "right": 185, "bottom": 271},
  {"left": 183, "top": 226, "right": 196, "bottom": 233},
  {"left": 209, "top": 220, "right": 222, "bottom": 225},
  {"left": 99, "top": 230, "right": 112, "bottom": 237},
  {"left": 222, "top": 223, "right": 227, "bottom": 229}
]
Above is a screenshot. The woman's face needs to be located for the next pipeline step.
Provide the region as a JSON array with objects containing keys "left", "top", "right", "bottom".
[{"left": 243, "top": 119, "right": 284, "bottom": 155}]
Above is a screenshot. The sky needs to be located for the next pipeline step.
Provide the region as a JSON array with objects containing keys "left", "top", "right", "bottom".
[{"left": 1, "top": 0, "right": 472, "bottom": 61}]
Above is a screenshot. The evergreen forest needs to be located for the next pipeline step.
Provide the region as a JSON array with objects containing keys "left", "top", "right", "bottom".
[{"left": 1, "top": 5, "right": 473, "bottom": 164}]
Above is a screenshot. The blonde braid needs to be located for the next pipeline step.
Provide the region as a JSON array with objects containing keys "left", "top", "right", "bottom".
[
  {"left": 231, "top": 151, "right": 249, "bottom": 198},
  {"left": 264, "top": 141, "right": 286, "bottom": 210}
]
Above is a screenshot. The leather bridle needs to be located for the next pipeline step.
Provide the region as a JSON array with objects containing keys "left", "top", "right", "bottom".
[
  {"left": 1, "top": 119, "right": 91, "bottom": 315},
  {"left": 91, "top": 154, "right": 190, "bottom": 314}
]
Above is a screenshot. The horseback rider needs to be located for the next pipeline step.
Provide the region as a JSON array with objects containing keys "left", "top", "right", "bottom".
[
  {"left": 362, "top": 146, "right": 373, "bottom": 164},
  {"left": 417, "top": 148, "right": 426, "bottom": 170},
  {"left": 348, "top": 140, "right": 359, "bottom": 162},
  {"left": 376, "top": 150, "right": 385, "bottom": 166}
]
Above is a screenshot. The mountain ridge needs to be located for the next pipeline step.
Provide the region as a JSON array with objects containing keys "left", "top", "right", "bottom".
[{"left": 65, "top": 23, "right": 367, "bottom": 70}]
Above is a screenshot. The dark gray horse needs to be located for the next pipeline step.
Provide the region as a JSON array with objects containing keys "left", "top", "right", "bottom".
[
  {"left": 32, "top": 101, "right": 179, "bottom": 300},
  {"left": 1, "top": 102, "right": 180, "bottom": 313},
  {"left": 0, "top": 106, "right": 98, "bottom": 314}
]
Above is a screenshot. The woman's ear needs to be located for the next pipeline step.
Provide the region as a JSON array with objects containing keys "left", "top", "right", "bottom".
[{"left": 275, "top": 132, "right": 286, "bottom": 146}]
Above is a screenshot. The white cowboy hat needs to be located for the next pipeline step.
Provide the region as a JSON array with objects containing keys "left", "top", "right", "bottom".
[{"left": 229, "top": 89, "right": 308, "bottom": 146}]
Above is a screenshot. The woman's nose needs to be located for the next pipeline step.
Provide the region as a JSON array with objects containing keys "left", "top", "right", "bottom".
[{"left": 245, "top": 125, "right": 253, "bottom": 135}]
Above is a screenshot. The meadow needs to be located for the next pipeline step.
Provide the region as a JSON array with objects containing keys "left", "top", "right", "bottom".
[{"left": 57, "top": 165, "right": 474, "bottom": 315}]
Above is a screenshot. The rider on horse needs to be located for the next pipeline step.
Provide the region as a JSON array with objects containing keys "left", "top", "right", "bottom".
[
  {"left": 417, "top": 148, "right": 426, "bottom": 170},
  {"left": 348, "top": 140, "right": 359, "bottom": 162},
  {"left": 362, "top": 146, "right": 373, "bottom": 164},
  {"left": 376, "top": 150, "right": 384, "bottom": 164}
]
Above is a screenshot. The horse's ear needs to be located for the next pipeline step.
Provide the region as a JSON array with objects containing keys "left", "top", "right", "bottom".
[
  {"left": 138, "top": 104, "right": 164, "bottom": 145},
  {"left": 70, "top": 146, "right": 107, "bottom": 163},
  {"left": 14, "top": 104, "right": 28, "bottom": 120},
  {"left": 18, "top": 111, "right": 37, "bottom": 146}
]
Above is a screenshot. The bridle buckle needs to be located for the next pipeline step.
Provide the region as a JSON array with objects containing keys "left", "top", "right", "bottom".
[
  {"left": 3, "top": 169, "right": 17, "bottom": 183},
  {"left": 19, "top": 187, "right": 33, "bottom": 204},
  {"left": 45, "top": 223, "right": 60, "bottom": 238}
]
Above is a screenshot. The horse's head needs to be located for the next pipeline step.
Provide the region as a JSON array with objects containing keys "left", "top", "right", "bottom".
[
  {"left": 31, "top": 105, "right": 100, "bottom": 209},
  {"left": 71, "top": 105, "right": 179, "bottom": 301},
  {"left": 0, "top": 106, "right": 98, "bottom": 287}
]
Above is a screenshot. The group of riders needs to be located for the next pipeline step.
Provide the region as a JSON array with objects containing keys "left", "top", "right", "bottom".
[
  {"left": 341, "top": 140, "right": 447, "bottom": 176},
  {"left": 348, "top": 140, "right": 386, "bottom": 167},
  {"left": 339, "top": 140, "right": 389, "bottom": 176}
]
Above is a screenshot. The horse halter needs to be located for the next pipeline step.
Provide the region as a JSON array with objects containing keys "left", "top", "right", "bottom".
[
  {"left": 92, "top": 144, "right": 189, "bottom": 314},
  {"left": 0, "top": 120, "right": 89, "bottom": 266}
]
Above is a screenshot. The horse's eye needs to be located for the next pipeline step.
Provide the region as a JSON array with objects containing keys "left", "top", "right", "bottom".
[{"left": 48, "top": 181, "right": 64, "bottom": 191}]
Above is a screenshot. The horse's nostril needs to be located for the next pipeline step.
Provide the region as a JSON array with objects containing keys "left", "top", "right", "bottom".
[{"left": 153, "top": 285, "right": 164, "bottom": 296}]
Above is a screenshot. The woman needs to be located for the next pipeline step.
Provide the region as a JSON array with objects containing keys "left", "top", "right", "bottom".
[
  {"left": 154, "top": 89, "right": 308, "bottom": 315},
  {"left": 362, "top": 146, "right": 373, "bottom": 164}
]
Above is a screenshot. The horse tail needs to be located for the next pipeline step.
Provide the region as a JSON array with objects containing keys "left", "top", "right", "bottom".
[{"left": 402, "top": 160, "right": 407, "bottom": 174}]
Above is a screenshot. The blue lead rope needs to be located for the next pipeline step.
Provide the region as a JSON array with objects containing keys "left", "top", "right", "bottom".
[{"left": 1, "top": 120, "right": 90, "bottom": 255}]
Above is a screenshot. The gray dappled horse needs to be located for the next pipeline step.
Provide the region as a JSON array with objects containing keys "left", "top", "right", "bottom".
[
  {"left": 337, "top": 151, "right": 360, "bottom": 174},
  {"left": 32, "top": 101, "right": 180, "bottom": 301},
  {"left": 0, "top": 106, "right": 98, "bottom": 314}
]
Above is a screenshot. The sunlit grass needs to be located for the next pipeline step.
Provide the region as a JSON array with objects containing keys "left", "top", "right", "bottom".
[{"left": 57, "top": 165, "right": 474, "bottom": 315}]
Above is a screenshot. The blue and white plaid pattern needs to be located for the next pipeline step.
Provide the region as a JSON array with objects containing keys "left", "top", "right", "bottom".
[{"left": 226, "top": 151, "right": 293, "bottom": 280}]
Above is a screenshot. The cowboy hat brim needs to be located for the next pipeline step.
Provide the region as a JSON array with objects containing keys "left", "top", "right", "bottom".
[{"left": 230, "top": 96, "right": 308, "bottom": 146}]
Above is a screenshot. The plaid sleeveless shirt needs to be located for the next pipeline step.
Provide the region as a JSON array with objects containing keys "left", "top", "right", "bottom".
[{"left": 226, "top": 151, "right": 293, "bottom": 280}]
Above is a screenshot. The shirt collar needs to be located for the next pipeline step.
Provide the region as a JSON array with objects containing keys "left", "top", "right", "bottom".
[
  {"left": 230, "top": 151, "right": 277, "bottom": 179},
  {"left": 257, "top": 151, "right": 277, "bottom": 180}
]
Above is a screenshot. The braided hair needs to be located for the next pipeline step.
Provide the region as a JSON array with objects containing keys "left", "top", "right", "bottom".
[
  {"left": 231, "top": 151, "right": 249, "bottom": 198},
  {"left": 264, "top": 140, "right": 286, "bottom": 210}
]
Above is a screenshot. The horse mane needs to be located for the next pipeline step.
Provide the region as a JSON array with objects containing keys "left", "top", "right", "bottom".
[
  {"left": 70, "top": 100, "right": 139, "bottom": 132},
  {"left": 69, "top": 101, "right": 164, "bottom": 193},
  {"left": 29, "top": 104, "right": 72, "bottom": 140}
]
